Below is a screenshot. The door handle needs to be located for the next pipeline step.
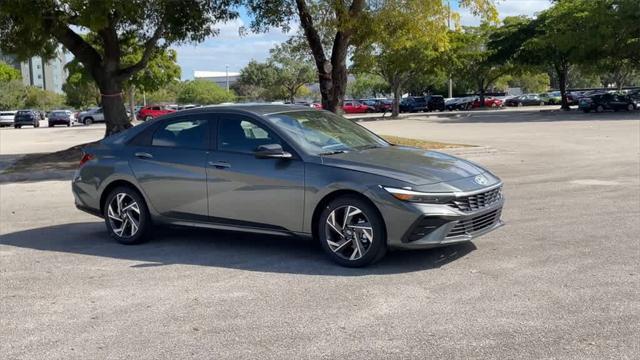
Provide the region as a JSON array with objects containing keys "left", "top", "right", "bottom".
[
  {"left": 134, "top": 152, "right": 153, "bottom": 159},
  {"left": 208, "top": 161, "right": 231, "bottom": 169}
]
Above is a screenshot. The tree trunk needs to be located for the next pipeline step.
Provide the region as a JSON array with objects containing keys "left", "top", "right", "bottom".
[
  {"left": 557, "top": 66, "right": 570, "bottom": 111},
  {"left": 98, "top": 78, "right": 131, "bottom": 137},
  {"left": 391, "top": 84, "right": 401, "bottom": 118}
]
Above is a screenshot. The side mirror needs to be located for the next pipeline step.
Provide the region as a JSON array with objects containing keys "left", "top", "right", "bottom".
[{"left": 254, "top": 144, "right": 292, "bottom": 159}]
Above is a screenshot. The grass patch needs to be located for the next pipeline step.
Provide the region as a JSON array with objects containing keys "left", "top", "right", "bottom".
[
  {"left": 5, "top": 142, "right": 96, "bottom": 174},
  {"left": 381, "top": 135, "right": 472, "bottom": 150}
]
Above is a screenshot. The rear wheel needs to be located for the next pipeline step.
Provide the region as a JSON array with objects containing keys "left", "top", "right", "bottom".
[
  {"left": 318, "top": 196, "right": 387, "bottom": 267},
  {"left": 517, "top": 102, "right": 524, "bottom": 107},
  {"left": 596, "top": 105, "right": 604, "bottom": 113},
  {"left": 627, "top": 103, "right": 635, "bottom": 111},
  {"left": 103, "top": 187, "right": 151, "bottom": 245},
  {"left": 145, "top": 115, "right": 153, "bottom": 121},
  {"left": 84, "top": 117, "right": 93, "bottom": 125}
]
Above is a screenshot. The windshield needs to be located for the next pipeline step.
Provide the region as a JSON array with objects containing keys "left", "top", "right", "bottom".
[{"left": 268, "top": 110, "right": 389, "bottom": 155}]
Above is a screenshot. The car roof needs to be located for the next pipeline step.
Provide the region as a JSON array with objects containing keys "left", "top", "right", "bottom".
[{"left": 172, "top": 104, "right": 315, "bottom": 117}]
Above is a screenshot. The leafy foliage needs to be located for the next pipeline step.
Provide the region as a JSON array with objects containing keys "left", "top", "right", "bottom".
[
  {"left": 0, "top": 0, "right": 238, "bottom": 135},
  {"left": 177, "top": 80, "right": 236, "bottom": 105},
  {"left": 0, "top": 61, "right": 21, "bottom": 82}
]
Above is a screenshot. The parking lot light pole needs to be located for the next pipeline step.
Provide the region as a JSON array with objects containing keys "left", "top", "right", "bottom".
[{"left": 226, "top": 65, "right": 229, "bottom": 92}]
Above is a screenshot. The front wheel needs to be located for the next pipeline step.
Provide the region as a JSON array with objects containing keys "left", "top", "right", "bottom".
[
  {"left": 627, "top": 104, "right": 635, "bottom": 111},
  {"left": 596, "top": 105, "right": 604, "bottom": 113},
  {"left": 103, "top": 187, "right": 151, "bottom": 245},
  {"left": 318, "top": 196, "right": 387, "bottom": 267},
  {"left": 84, "top": 117, "right": 93, "bottom": 125},
  {"left": 144, "top": 115, "right": 153, "bottom": 121}
]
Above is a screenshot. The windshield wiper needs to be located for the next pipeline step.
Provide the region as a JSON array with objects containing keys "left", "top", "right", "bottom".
[{"left": 319, "top": 150, "right": 347, "bottom": 156}]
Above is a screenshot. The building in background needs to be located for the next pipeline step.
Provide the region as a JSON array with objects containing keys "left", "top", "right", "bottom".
[
  {"left": 0, "top": 48, "right": 67, "bottom": 94},
  {"left": 193, "top": 70, "right": 240, "bottom": 90}
]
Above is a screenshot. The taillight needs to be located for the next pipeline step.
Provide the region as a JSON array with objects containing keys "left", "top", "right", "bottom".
[{"left": 79, "top": 153, "right": 94, "bottom": 167}]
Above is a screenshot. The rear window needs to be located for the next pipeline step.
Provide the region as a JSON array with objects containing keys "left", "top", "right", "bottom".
[
  {"left": 51, "top": 111, "right": 67, "bottom": 116},
  {"left": 0, "top": 112, "right": 15, "bottom": 116},
  {"left": 17, "top": 111, "right": 32, "bottom": 115}
]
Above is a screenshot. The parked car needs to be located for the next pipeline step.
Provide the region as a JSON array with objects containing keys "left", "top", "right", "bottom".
[
  {"left": 399, "top": 96, "right": 428, "bottom": 112},
  {"left": 72, "top": 104, "right": 504, "bottom": 267},
  {"left": 13, "top": 109, "right": 40, "bottom": 128},
  {"left": 79, "top": 107, "right": 105, "bottom": 125},
  {"left": 342, "top": 100, "right": 372, "bottom": 114},
  {"left": 579, "top": 93, "right": 637, "bottom": 113},
  {"left": 48, "top": 110, "right": 76, "bottom": 127},
  {"left": 539, "top": 91, "right": 561, "bottom": 105},
  {"left": 471, "top": 96, "right": 503, "bottom": 108},
  {"left": 504, "top": 94, "right": 545, "bottom": 107},
  {"left": 0, "top": 110, "right": 17, "bottom": 127},
  {"left": 425, "top": 95, "right": 445, "bottom": 111},
  {"left": 137, "top": 104, "right": 176, "bottom": 121},
  {"left": 445, "top": 96, "right": 475, "bottom": 111}
]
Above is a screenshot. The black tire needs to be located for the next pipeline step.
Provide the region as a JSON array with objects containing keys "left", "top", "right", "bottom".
[
  {"left": 48, "top": 123, "right": 53, "bottom": 127},
  {"left": 14, "top": 125, "right": 19, "bottom": 129},
  {"left": 103, "top": 186, "right": 152, "bottom": 245},
  {"left": 596, "top": 105, "right": 604, "bottom": 113},
  {"left": 583, "top": 109, "right": 590, "bottom": 113},
  {"left": 84, "top": 117, "right": 93, "bottom": 125},
  {"left": 67, "top": 122, "right": 70, "bottom": 127},
  {"left": 317, "top": 195, "right": 387, "bottom": 267},
  {"left": 34, "top": 122, "right": 39, "bottom": 128},
  {"left": 627, "top": 104, "right": 635, "bottom": 111},
  {"left": 145, "top": 115, "right": 153, "bottom": 121}
]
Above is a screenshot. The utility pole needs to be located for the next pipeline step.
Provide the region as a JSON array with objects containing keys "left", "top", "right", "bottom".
[
  {"left": 447, "top": 0, "right": 453, "bottom": 98},
  {"left": 225, "top": 64, "right": 229, "bottom": 92}
]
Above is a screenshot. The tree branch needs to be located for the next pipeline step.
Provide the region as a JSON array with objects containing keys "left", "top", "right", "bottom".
[
  {"left": 45, "top": 19, "right": 102, "bottom": 76},
  {"left": 295, "top": 0, "right": 329, "bottom": 75},
  {"left": 117, "top": 24, "right": 165, "bottom": 80}
]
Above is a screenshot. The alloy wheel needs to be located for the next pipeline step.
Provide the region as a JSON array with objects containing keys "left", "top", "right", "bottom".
[
  {"left": 107, "top": 193, "right": 141, "bottom": 238},
  {"left": 324, "top": 205, "right": 373, "bottom": 261}
]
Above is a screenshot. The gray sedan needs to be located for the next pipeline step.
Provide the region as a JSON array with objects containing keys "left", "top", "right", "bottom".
[{"left": 72, "top": 105, "right": 504, "bottom": 266}]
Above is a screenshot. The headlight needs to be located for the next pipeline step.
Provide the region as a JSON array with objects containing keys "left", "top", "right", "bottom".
[{"left": 382, "top": 187, "right": 454, "bottom": 204}]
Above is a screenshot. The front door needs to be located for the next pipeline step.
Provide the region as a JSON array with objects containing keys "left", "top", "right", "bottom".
[
  {"left": 129, "top": 116, "right": 211, "bottom": 218},
  {"left": 207, "top": 114, "right": 305, "bottom": 232}
]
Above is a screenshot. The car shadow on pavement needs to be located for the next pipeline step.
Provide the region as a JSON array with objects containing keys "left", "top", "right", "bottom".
[{"left": 0, "top": 222, "right": 476, "bottom": 276}]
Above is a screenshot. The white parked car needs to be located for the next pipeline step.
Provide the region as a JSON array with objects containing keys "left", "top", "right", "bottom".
[
  {"left": 78, "top": 107, "right": 105, "bottom": 125},
  {"left": 0, "top": 110, "right": 17, "bottom": 127}
]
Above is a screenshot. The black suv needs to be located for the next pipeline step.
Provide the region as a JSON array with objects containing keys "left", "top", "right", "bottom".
[
  {"left": 425, "top": 95, "right": 445, "bottom": 112},
  {"left": 14, "top": 110, "right": 40, "bottom": 128},
  {"left": 399, "top": 97, "right": 428, "bottom": 112},
  {"left": 579, "top": 93, "right": 636, "bottom": 113}
]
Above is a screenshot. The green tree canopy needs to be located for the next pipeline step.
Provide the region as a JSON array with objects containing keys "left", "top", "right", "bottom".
[
  {"left": 177, "top": 80, "right": 235, "bottom": 105},
  {"left": 0, "top": 0, "right": 237, "bottom": 136},
  {"left": 0, "top": 61, "right": 21, "bottom": 82}
]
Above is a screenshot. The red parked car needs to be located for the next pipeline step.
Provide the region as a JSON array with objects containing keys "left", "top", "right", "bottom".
[
  {"left": 311, "top": 101, "right": 374, "bottom": 114},
  {"left": 471, "top": 96, "right": 503, "bottom": 108},
  {"left": 137, "top": 105, "right": 175, "bottom": 121},
  {"left": 342, "top": 100, "right": 373, "bottom": 114}
]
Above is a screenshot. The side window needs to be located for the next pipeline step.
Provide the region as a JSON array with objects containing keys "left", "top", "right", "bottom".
[
  {"left": 151, "top": 106, "right": 161, "bottom": 111},
  {"left": 218, "top": 118, "right": 280, "bottom": 154},
  {"left": 152, "top": 118, "right": 208, "bottom": 149}
]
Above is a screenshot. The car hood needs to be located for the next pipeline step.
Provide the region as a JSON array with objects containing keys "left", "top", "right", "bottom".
[{"left": 321, "top": 146, "right": 487, "bottom": 185}]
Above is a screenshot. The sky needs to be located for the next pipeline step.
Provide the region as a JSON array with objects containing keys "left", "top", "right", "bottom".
[{"left": 172, "top": 0, "right": 552, "bottom": 80}]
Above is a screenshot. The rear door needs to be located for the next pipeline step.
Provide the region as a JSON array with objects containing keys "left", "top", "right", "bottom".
[
  {"left": 206, "top": 114, "right": 305, "bottom": 232},
  {"left": 129, "top": 115, "right": 212, "bottom": 218}
]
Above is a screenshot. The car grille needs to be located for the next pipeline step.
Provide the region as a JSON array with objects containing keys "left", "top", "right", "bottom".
[
  {"left": 446, "top": 209, "right": 501, "bottom": 238},
  {"left": 447, "top": 186, "right": 502, "bottom": 212}
]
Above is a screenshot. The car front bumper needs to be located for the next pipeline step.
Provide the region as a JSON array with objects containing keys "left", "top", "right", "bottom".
[{"left": 372, "top": 185, "right": 505, "bottom": 250}]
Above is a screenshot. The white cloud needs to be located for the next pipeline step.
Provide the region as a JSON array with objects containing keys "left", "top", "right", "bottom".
[{"left": 172, "top": 18, "right": 298, "bottom": 79}]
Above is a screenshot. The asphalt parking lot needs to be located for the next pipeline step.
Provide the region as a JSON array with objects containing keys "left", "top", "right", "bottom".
[{"left": 1, "top": 109, "right": 639, "bottom": 359}]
